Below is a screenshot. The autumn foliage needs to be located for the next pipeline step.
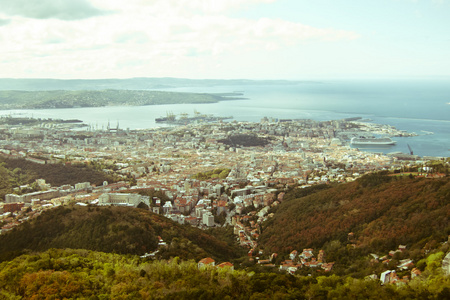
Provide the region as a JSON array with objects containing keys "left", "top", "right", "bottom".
[
  {"left": 0, "top": 205, "right": 242, "bottom": 263},
  {"left": 260, "top": 175, "right": 450, "bottom": 255}
]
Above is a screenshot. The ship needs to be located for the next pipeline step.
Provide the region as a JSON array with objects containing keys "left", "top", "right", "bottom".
[
  {"left": 155, "top": 111, "right": 176, "bottom": 123},
  {"left": 155, "top": 111, "right": 232, "bottom": 125},
  {"left": 350, "top": 137, "right": 396, "bottom": 146}
]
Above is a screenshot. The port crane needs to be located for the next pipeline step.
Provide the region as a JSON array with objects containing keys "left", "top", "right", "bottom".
[{"left": 407, "top": 144, "right": 413, "bottom": 155}]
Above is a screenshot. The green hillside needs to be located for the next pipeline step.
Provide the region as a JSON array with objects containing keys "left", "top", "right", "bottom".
[
  {"left": 0, "top": 248, "right": 448, "bottom": 299},
  {"left": 0, "top": 90, "right": 240, "bottom": 109},
  {"left": 260, "top": 174, "right": 450, "bottom": 257},
  {"left": 0, "top": 205, "right": 243, "bottom": 263}
]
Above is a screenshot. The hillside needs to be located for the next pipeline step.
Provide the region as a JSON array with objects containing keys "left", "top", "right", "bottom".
[
  {"left": 0, "top": 90, "right": 242, "bottom": 110},
  {"left": 0, "top": 248, "right": 448, "bottom": 299},
  {"left": 0, "top": 205, "right": 243, "bottom": 263},
  {"left": 260, "top": 175, "right": 450, "bottom": 257},
  {"left": 0, "top": 158, "right": 118, "bottom": 200},
  {"left": 0, "top": 77, "right": 305, "bottom": 91}
]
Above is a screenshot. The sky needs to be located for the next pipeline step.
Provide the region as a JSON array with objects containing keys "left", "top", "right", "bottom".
[{"left": 0, "top": 0, "right": 449, "bottom": 80}]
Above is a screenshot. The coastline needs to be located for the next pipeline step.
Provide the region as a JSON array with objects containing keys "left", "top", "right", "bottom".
[
  {"left": 0, "top": 80, "right": 448, "bottom": 158},
  {"left": 0, "top": 105, "right": 447, "bottom": 158}
]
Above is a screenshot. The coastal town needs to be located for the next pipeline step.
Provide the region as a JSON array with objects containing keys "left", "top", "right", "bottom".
[{"left": 0, "top": 115, "right": 446, "bottom": 282}]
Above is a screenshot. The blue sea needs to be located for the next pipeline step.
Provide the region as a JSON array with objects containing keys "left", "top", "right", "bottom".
[{"left": 1, "top": 80, "right": 449, "bottom": 158}]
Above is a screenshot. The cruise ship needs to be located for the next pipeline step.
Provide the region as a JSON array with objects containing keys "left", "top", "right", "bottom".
[{"left": 350, "top": 137, "right": 396, "bottom": 146}]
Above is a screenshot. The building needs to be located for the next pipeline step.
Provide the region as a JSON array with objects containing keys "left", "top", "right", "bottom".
[
  {"left": 198, "top": 257, "right": 215, "bottom": 269},
  {"left": 203, "top": 212, "right": 215, "bottom": 227},
  {"left": 5, "top": 190, "right": 60, "bottom": 203},
  {"left": 3, "top": 202, "right": 25, "bottom": 213},
  {"left": 217, "top": 262, "right": 234, "bottom": 270},
  {"left": 98, "top": 193, "right": 149, "bottom": 207},
  {"left": 75, "top": 182, "right": 91, "bottom": 190}
]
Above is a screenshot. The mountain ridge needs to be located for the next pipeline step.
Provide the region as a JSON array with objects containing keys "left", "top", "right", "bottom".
[{"left": 0, "top": 77, "right": 314, "bottom": 91}]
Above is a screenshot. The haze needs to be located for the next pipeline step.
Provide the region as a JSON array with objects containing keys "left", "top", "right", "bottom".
[{"left": 0, "top": 0, "right": 449, "bottom": 80}]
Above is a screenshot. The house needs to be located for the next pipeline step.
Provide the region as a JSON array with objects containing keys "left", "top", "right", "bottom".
[
  {"left": 198, "top": 257, "right": 215, "bottom": 269},
  {"left": 301, "top": 248, "right": 314, "bottom": 259},
  {"left": 321, "top": 262, "right": 335, "bottom": 272},
  {"left": 287, "top": 266, "right": 298, "bottom": 275},
  {"left": 257, "top": 259, "right": 271, "bottom": 265},
  {"left": 163, "top": 201, "right": 173, "bottom": 214},
  {"left": 308, "top": 258, "right": 319, "bottom": 268},
  {"left": 185, "top": 216, "right": 198, "bottom": 226},
  {"left": 411, "top": 268, "right": 421, "bottom": 279},
  {"left": 289, "top": 250, "right": 298, "bottom": 260},
  {"left": 380, "top": 270, "right": 398, "bottom": 285},
  {"left": 397, "top": 259, "right": 414, "bottom": 270},
  {"left": 317, "top": 250, "right": 325, "bottom": 263},
  {"left": 217, "top": 262, "right": 234, "bottom": 270},
  {"left": 279, "top": 260, "right": 296, "bottom": 271}
]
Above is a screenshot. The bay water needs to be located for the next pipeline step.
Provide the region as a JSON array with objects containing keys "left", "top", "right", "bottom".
[{"left": 1, "top": 80, "right": 449, "bottom": 158}]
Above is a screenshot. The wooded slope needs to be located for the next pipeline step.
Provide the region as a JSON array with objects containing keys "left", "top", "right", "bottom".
[
  {"left": 0, "top": 206, "right": 242, "bottom": 263},
  {"left": 260, "top": 175, "right": 450, "bottom": 255}
]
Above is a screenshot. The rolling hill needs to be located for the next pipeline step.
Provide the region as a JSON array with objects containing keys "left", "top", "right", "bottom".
[
  {"left": 0, "top": 205, "right": 243, "bottom": 263},
  {"left": 260, "top": 174, "right": 450, "bottom": 256}
]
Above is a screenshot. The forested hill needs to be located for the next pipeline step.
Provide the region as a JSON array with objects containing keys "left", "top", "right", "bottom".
[
  {"left": 0, "top": 90, "right": 240, "bottom": 110},
  {"left": 1, "top": 248, "right": 449, "bottom": 299},
  {"left": 260, "top": 174, "right": 450, "bottom": 256},
  {"left": 0, "top": 205, "right": 242, "bottom": 263},
  {"left": 0, "top": 77, "right": 305, "bottom": 91}
]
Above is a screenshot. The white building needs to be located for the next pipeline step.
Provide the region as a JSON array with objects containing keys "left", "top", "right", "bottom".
[
  {"left": 203, "top": 212, "right": 215, "bottom": 227},
  {"left": 98, "top": 193, "right": 148, "bottom": 208}
]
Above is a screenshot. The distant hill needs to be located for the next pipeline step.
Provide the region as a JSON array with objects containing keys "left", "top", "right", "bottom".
[
  {"left": 0, "top": 77, "right": 309, "bottom": 91},
  {"left": 0, "top": 205, "right": 243, "bottom": 263},
  {"left": 0, "top": 90, "right": 241, "bottom": 110},
  {"left": 260, "top": 175, "right": 450, "bottom": 256}
]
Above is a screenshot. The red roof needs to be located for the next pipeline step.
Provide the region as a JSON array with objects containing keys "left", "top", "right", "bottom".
[
  {"left": 217, "top": 262, "right": 234, "bottom": 268},
  {"left": 199, "top": 257, "right": 215, "bottom": 265}
]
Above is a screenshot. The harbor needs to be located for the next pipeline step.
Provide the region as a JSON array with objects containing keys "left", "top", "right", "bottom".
[{"left": 155, "top": 111, "right": 233, "bottom": 125}]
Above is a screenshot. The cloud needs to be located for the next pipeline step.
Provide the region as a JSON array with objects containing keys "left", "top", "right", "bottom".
[
  {"left": 0, "top": 0, "right": 360, "bottom": 78},
  {"left": 0, "top": 19, "right": 11, "bottom": 26},
  {"left": 0, "top": 0, "right": 107, "bottom": 20},
  {"left": 92, "top": 0, "right": 278, "bottom": 14}
]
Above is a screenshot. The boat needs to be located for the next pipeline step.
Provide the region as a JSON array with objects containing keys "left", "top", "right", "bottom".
[
  {"left": 155, "top": 111, "right": 233, "bottom": 124},
  {"left": 350, "top": 137, "right": 396, "bottom": 146}
]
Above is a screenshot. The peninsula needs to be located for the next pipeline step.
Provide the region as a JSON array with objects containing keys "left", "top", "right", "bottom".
[{"left": 0, "top": 90, "right": 244, "bottom": 110}]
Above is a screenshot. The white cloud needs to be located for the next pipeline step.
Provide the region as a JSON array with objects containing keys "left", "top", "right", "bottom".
[
  {"left": 0, "top": 0, "right": 360, "bottom": 78},
  {"left": 0, "top": 0, "right": 107, "bottom": 20},
  {"left": 91, "top": 0, "right": 278, "bottom": 14}
]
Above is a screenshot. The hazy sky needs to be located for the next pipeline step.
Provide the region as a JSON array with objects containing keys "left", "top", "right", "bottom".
[{"left": 0, "top": 0, "right": 449, "bottom": 80}]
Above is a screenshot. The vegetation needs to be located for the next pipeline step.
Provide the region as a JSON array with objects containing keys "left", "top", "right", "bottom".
[
  {"left": 260, "top": 175, "right": 450, "bottom": 276},
  {"left": 0, "top": 90, "right": 239, "bottom": 110},
  {"left": 0, "top": 205, "right": 242, "bottom": 263},
  {"left": 0, "top": 248, "right": 449, "bottom": 299},
  {"left": 218, "top": 134, "right": 271, "bottom": 147},
  {"left": 191, "top": 168, "right": 230, "bottom": 180},
  {"left": 1, "top": 171, "right": 449, "bottom": 298},
  {"left": 0, "top": 158, "right": 117, "bottom": 199}
]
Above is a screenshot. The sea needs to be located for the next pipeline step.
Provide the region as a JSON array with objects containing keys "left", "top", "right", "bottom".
[{"left": 1, "top": 80, "right": 449, "bottom": 158}]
